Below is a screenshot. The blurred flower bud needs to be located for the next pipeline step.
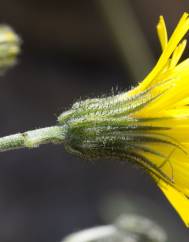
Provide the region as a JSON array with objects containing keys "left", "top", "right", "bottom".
[
  {"left": 0, "top": 25, "right": 21, "bottom": 73},
  {"left": 116, "top": 214, "right": 167, "bottom": 242},
  {"left": 62, "top": 214, "right": 167, "bottom": 242}
]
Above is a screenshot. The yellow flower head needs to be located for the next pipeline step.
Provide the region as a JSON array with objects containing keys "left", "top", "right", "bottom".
[{"left": 59, "top": 13, "right": 189, "bottom": 226}]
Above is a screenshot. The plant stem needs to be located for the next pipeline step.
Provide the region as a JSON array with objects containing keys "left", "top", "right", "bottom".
[{"left": 0, "top": 125, "right": 65, "bottom": 152}]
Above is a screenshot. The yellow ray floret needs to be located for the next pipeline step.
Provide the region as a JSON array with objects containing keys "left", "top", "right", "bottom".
[
  {"left": 129, "top": 12, "right": 189, "bottom": 95},
  {"left": 157, "top": 16, "right": 168, "bottom": 51},
  {"left": 128, "top": 13, "right": 189, "bottom": 226},
  {"left": 158, "top": 179, "right": 189, "bottom": 226}
]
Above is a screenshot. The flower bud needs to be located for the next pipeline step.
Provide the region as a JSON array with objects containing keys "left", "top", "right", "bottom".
[{"left": 0, "top": 25, "right": 21, "bottom": 73}]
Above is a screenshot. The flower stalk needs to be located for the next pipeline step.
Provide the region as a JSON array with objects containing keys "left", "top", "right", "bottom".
[{"left": 0, "top": 126, "right": 65, "bottom": 152}]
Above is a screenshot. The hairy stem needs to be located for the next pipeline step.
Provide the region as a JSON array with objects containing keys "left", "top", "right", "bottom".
[{"left": 0, "top": 125, "right": 65, "bottom": 152}]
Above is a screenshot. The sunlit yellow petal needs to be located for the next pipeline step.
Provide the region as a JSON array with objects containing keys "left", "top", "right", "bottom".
[
  {"left": 158, "top": 180, "right": 189, "bottom": 227},
  {"left": 157, "top": 16, "right": 168, "bottom": 51},
  {"left": 129, "top": 12, "right": 189, "bottom": 95},
  {"left": 170, "top": 39, "right": 187, "bottom": 68}
]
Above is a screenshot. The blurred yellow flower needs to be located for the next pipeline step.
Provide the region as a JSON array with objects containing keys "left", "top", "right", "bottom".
[{"left": 127, "top": 12, "right": 189, "bottom": 226}]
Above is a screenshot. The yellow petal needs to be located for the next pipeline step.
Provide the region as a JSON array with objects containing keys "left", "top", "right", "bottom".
[
  {"left": 170, "top": 39, "right": 187, "bottom": 68},
  {"left": 158, "top": 179, "right": 189, "bottom": 226},
  {"left": 157, "top": 16, "right": 168, "bottom": 50},
  {"left": 129, "top": 12, "right": 189, "bottom": 95}
]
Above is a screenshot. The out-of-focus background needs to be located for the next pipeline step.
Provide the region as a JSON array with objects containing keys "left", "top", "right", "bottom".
[{"left": 0, "top": 1, "right": 189, "bottom": 242}]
